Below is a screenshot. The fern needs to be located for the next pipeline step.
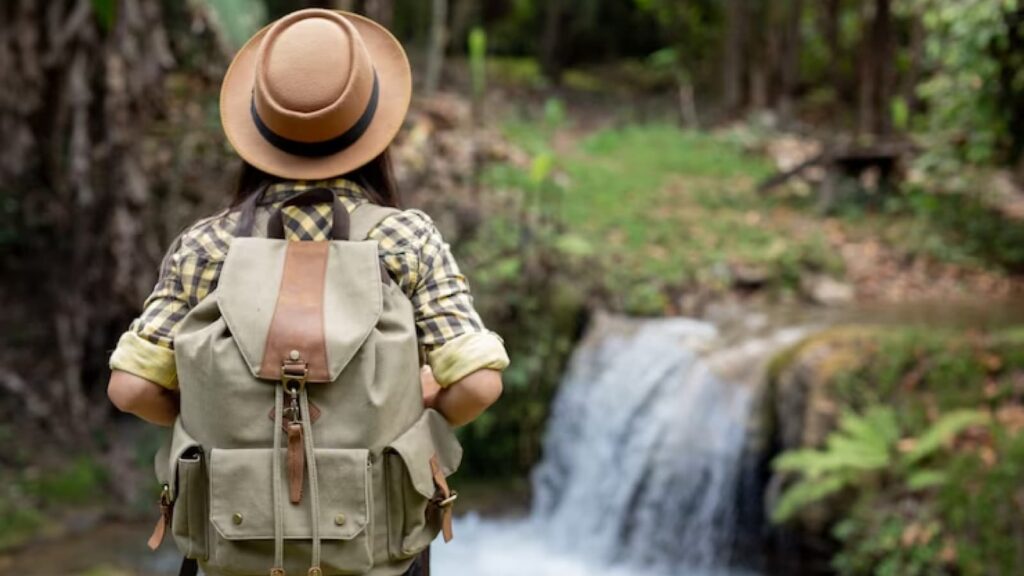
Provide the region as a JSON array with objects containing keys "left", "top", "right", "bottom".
[
  {"left": 771, "top": 406, "right": 988, "bottom": 525},
  {"left": 902, "top": 410, "right": 987, "bottom": 466},
  {"left": 771, "top": 475, "right": 849, "bottom": 523},
  {"left": 906, "top": 470, "right": 948, "bottom": 491}
]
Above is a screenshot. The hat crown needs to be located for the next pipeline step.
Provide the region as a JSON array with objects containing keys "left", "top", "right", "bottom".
[
  {"left": 263, "top": 18, "right": 353, "bottom": 113},
  {"left": 252, "top": 9, "right": 376, "bottom": 144},
  {"left": 219, "top": 8, "right": 412, "bottom": 179}
]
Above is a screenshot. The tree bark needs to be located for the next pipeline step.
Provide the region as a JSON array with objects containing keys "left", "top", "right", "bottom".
[
  {"left": 0, "top": 0, "right": 177, "bottom": 443},
  {"left": 747, "top": 1, "right": 770, "bottom": 111},
  {"left": 448, "top": 0, "right": 476, "bottom": 56},
  {"left": 424, "top": 0, "right": 448, "bottom": 95},
  {"left": 540, "top": 0, "right": 566, "bottom": 85},
  {"left": 858, "top": 0, "right": 893, "bottom": 136},
  {"left": 822, "top": 0, "right": 843, "bottom": 100},
  {"left": 779, "top": 0, "right": 804, "bottom": 124},
  {"left": 723, "top": 0, "right": 747, "bottom": 115}
]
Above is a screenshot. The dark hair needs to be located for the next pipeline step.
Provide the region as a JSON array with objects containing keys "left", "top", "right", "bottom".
[{"left": 230, "top": 148, "right": 403, "bottom": 209}]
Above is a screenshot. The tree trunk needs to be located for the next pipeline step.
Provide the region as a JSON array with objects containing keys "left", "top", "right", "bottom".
[
  {"left": 424, "top": 0, "right": 448, "bottom": 95},
  {"left": 364, "top": 0, "right": 393, "bottom": 28},
  {"left": 903, "top": 6, "right": 924, "bottom": 115},
  {"left": 779, "top": 0, "right": 804, "bottom": 124},
  {"left": 822, "top": 0, "right": 842, "bottom": 101},
  {"left": 873, "top": 0, "right": 893, "bottom": 135},
  {"left": 0, "top": 0, "right": 175, "bottom": 443},
  {"left": 540, "top": 0, "right": 566, "bottom": 85},
  {"left": 997, "top": 7, "right": 1024, "bottom": 168},
  {"left": 723, "top": 0, "right": 747, "bottom": 115},
  {"left": 858, "top": 0, "right": 893, "bottom": 136},
  {"left": 747, "top": 1, "right": 770, "bottom": 111},
  {"left": 448, "top": 0, "right": 477, "bottom": 56}
]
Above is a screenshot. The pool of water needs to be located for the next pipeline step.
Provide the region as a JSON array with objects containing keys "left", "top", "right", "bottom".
[{"left": 432, "top": 514, "right": 762, "bottom": 576}]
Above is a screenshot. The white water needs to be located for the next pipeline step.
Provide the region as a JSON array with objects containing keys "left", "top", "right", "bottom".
[{"left": 434, "top": 315, "right": 806, "bottom": 576}]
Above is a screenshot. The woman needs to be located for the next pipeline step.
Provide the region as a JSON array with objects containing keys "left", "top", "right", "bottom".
[{"left": 107, "top": 9, "right": 508, "bottom": 576}]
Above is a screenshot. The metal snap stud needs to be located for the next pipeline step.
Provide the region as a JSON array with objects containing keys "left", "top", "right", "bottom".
[
  {"left": 232, "top": 512, "right": 244, "bottom": 525},
  {"left": 334, "top": 513, "right": 346, "bottom": 526},
  {"left": 289, "top": 349, "right": 301, "bottom": 361}
]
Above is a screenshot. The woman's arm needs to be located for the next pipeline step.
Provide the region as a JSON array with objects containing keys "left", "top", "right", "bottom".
[
  {"left": 421, "top": 366, "right": 503, "bottom": 427},
  {"left": 107, "top": 370, "right": 179, "bottom": 427}
]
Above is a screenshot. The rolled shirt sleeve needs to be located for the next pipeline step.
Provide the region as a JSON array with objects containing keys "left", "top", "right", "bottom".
[
  {"left": 109, "top": 329, "right": 179, "bottom": 390},
  {"left": 427, "top": 331, "right": 510, "bottom": 387},
  {"left": 371, "top": 209, "right": 510, "bottom": 387}
]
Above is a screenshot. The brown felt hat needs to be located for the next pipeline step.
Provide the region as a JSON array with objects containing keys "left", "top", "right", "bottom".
[{"left": 220, "top": 9, "right": 411, "bottom": 180}]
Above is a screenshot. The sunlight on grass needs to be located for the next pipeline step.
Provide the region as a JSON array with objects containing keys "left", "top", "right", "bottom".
[{"left": 490, "top": 122, "right": 842, "bottom": 313}]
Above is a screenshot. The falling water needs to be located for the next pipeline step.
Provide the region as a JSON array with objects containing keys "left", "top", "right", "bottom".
[{"left": 434, "top": 313, "right": 807, "bottom": 576}]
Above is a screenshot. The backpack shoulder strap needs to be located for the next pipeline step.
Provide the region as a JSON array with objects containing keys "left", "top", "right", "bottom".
[{"left": 348, "top": 202, "right": 401, "bottom": 241}]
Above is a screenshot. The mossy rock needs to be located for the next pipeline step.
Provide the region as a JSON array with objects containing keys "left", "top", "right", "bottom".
[{"left": 763, "top": 323, "right": 1024, "bottom": 536}]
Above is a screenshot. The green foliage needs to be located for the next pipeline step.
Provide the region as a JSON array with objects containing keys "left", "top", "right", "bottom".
[
  {"left": 892, "top": 186, "right": 1024, "bottom": 273},
  {"left": 770, "top": 326, "right": 1024, "bottom": 574},
  {"left": 938, "top": 430, "right": 1024, "bottom": 575},
  {"left": 771, "top": 408, "right": 983, "bottom": 524},
  {"left": 456, "top": 120, "right": 595, "bottom": 477},
  {"left": 90, "top": 0, "right": 118, "bottom": 32},
  {"left": 24, "top": 457, "right": 107, "bottom": 506},
  {"left": 469, "top": 28, "right": 488, "bottom": 99},
  {"left": 912, "top": 0, "right": 1023, "bottom": 166},
  {"left": 0, "top": 456, "right": 107, "bottom": 550},
  {"left": 204, "top": 0, "right": 267, "bottom": 50}
]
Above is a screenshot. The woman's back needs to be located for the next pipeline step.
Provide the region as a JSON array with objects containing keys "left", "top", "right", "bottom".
[{"left": 106, "top": 9, "right": 508, "bottom": 575}]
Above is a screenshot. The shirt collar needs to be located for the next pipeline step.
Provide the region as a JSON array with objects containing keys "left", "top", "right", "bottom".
[{"left": 263, "top": 178, "right": 367, "bottom": 205}]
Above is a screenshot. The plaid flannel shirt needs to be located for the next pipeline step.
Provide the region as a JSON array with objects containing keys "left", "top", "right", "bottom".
[{"left": 109, "top": 179, "right": 508, "bottom": 389}]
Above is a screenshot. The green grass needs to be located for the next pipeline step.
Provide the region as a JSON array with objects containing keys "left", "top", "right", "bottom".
[
  {"left": 487, "top": 122, "right": 843, "bottom": 313},
  {"left": 0, "top": 456, "right": 107, "bottom": 550}
]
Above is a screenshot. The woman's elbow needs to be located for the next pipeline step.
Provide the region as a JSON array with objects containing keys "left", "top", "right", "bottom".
[
  {"left": 464, "top": 369, "right": 504, "bottom": 411},
  {"left": 107, "top": 371, "right": 147, "bottom": 413}
]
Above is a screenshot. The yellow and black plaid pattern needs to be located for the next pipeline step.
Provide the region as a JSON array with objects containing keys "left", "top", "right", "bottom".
[{"left": 131, "top": 179, "right": 485, "bottom": 355}]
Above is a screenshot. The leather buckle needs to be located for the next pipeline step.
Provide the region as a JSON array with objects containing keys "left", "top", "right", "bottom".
[{"left": 436, "top": 491, "right": 458, "bottom": 508}]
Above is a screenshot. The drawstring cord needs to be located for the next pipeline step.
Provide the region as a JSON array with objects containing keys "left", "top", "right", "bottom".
[
  {"left": 300, "top": 388, "right": 322, "bottom": 576},
  {"left": 271, "top": 385, "right": 286, "bottom": 576}
]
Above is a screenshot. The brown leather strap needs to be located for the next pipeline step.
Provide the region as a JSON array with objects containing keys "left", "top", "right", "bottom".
[
  {"left": 429, "top": 455, "right": 454, "bottom": 543},
  {"left": 259, "top": 242, "right": 331, "bottom": 382},
  {"left": 287, "top": 422, "right": 305, "bottom": 504},
  {"left": 146, "top": 504, "right": 170, "bottom": 551}
]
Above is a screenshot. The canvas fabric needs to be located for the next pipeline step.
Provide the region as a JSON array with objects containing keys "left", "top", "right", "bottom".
[{"left": 155, "top": 199, "right": 462, "bottom": 576}]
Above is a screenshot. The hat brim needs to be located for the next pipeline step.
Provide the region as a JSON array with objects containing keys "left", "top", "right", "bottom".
[{"left": 220, "top": 11, "right": 411, "bottom": 180}]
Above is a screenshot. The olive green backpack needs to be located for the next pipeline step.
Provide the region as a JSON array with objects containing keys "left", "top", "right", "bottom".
[{"left": 149, "top": 188, "right": 462, "bottom": 576}]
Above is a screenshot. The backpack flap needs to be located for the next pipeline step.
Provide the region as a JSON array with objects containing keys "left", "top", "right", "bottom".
[{"left": 218, "top": 238, "right": 383, "bottom": 384}]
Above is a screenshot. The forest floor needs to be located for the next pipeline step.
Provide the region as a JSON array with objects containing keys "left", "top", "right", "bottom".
[{"left": 471, "top": 106, "right": 1024, "bottom": 316}]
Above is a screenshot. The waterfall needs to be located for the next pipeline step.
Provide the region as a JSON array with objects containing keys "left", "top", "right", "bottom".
[{"left": 433, "top": 314, "right": 806, "bottom": 576}]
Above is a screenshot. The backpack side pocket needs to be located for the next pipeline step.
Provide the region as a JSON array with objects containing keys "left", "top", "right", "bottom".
[
  {"left": 384, "top": 409, "right": 463, "bottom": 559},
  {"left": 172, "top": 447, "right": 208, "bottom": 560}
]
